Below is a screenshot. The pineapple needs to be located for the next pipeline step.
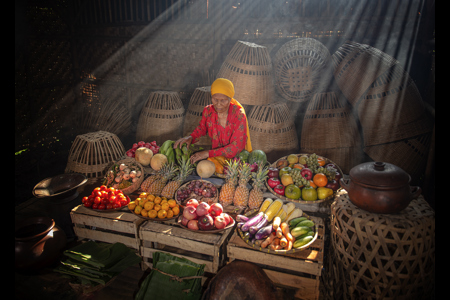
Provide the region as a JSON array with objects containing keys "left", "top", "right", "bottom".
[
  {"left": 219, "top": 160, "right": 239, "bottom": 207},
  {"left": 248, "top": 164, "right": 269, "bottom": 209},
  {"left": 161, "top": 156, "right": 195, "bottom": 199},
  {"left": 147, "top": 163, "right": 178, "bottom": 196},
  {"left": 140, "top": 174, "right": 161, "bottom": 192},
  {"left": 233, "top": 162, "right": 252, "bottom": 208}
]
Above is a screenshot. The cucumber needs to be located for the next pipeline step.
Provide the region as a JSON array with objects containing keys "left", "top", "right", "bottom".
[
  {"left": 295, "top": 230, "right": 315, "bottom": 240},
  {"left": 288, "top": 217, "right": 307, "bottom": 227},
  {"left": 291, "top": 226, "right": 311, "bottom": 238},
  {"left": 293, "top": 236, "right": 314, "bottom": 248},
  {"left": 297, "top": 220, "right": 315, "bottom": 228}
]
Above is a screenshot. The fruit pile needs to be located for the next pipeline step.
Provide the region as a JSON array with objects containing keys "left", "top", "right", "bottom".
[
  {"left": 176, "top": 180, "right": 218, "bottom": 205},
  {"left": 267, "top": 153, "right": 342, "bottom": 201},
  {"left": 82, "top": 185, "right": 130, "bottom": 210},
  {"left": 180, "top": 201, "right": 233, "bottom": 231},
  {"left": 238, "top": 198, "right": 316, "bottom": 250},
  {"left": 103, "top": 161, "right": 143, "bottom": 190},
  {"left": 126, "top": 140, "right": 160, "bottom": 158},
  {"left": 127, "top": 192, "right": 181, "bottom": 219}
]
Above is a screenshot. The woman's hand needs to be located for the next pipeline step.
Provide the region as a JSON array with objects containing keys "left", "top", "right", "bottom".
[
  {"left": 190, "top": 150, "right": 209, "bottom": 164},
  {"left": 174, "top": 136, "right": 193, "bottom": 149}
]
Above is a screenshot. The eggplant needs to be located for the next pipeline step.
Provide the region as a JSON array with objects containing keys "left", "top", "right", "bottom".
[
  {"left": 241, "top": 212, "right": 265, "bottom": 232},
  {"left": 237, "top": 222, "right": 245, "bottom": 229},
  {"left": 255, "top": 224, "right": 273, "bottom": 240},
  {"left": 236, "top": 215, "right": 250, "bottom": 223},
  {"left": 249, "top": 214, "right": 269, "bottom": 235}
]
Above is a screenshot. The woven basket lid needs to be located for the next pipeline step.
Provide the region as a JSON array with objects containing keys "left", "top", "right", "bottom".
[
  {"left": 216, "top": 41, "right": 275, "bottom": 106},
  {"left": 273, "top": 38, "right": 331, "bottom": 103}
]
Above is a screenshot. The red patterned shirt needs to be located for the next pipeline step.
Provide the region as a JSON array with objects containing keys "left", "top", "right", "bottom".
[{"left": 190, "top": 103, "right": 248, "bottom": 159}]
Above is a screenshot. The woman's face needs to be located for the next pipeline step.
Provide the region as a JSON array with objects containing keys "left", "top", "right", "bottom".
[{"left": 211, "top": 93, "right": 231, "bottom": 114}]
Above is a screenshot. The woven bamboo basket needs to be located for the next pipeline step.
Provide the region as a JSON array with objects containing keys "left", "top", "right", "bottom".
[
  {"left": 357, "top": 64, "right": 434, "bottom": 146},
  {"left": 183, "top": 86, "right": 212, "bottom": 149},
  {"left": 136, "top": 91, "right": 185, "bottom": 146},
  {"left": 273, "top": 38, "right": 331, "bottom": 103},
  {"left": 300, "top": 92, "right": 363, "bottom": 174},
  {"left": 216, "top": 41, "right": 275, "bottom": 105},
  {"left": 330, "top": 192, "right": 435, "bottom": 299},
  {"left": 363, "top": 133, "right": 432, "bottom": 186},
  {"left": 247, "top": 102, "right": 299, "bottom": 163},
  {"left": 65, "top": 131, "right": 126, "bottom": 182},
  {"left": 332, "top": 41, "right": 399, "bottom": 106}
]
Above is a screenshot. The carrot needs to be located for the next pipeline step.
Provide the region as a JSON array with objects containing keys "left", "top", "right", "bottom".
[
  {"left": 261, "top": 232, "right": 276, "bottom": 248},
  {"left": 270, "top": 244, "right": 283, "bottom": 251},
  {"left": 276, "top": 226, "right": 283, "bottom": 238},
  {"left": 280, "top": 236, "right": 288, "bottom": 248},
  {"left": 285, "top": 232, "right": 294, "bottom": 243},
  {"left": 280, "top": 222, "right": 294, "bottom": 242},
  {"left": 272, "top": 216, "right": 281, "bottom": 231},
  {"left": 269, "top": 238, "right": 281, "bottom": 251},
  {"left": 285, "top": 239, "right": 293, "bottom": 251}
]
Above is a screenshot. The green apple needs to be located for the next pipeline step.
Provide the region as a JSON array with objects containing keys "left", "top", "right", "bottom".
[
  {"left": 285, "top": 184, "right": 301, "bottom": 200},
  {"left": 302, "top": 186, "right": 318, "bottom": 201},
  {"left": 279, "top": 166, "right": 292, "bottom": 177}
]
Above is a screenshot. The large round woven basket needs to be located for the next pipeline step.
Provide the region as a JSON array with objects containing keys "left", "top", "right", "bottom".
[
  {"left": 332, "top": 41, "right": 399, "bottom": 106},
  {"left": 300, "top": 92, "right": 363, "bottom": 174},
  {"left": 247, "top": 102, "right": 299, "bottom": 162},
  {"left": 216, "top": 41, "right": 275, "bottom": 105},
  {"left": 357, "top": 64, "right": 434, "bottom": 146},
  {"left": 183, "top": 86, "right": 212, "bottom": 149},
  {"left": 65, "top": 131, "right": 126, "bottom": 182},
  {"left": 273, "top": 38, "right": 330, "bottom": 103},
  {"left": 136, "top": 91, "right": 185, "bottom": 145},
  {"left": 330, "top": 192, "right": 435, "bottom": 299}
]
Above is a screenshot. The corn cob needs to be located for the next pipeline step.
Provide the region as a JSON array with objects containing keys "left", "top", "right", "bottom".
[
  {"left": 286, "top": 208, "right": 303, "bottom": 223},
  {"left": 275, "top": 204, "right": 289, "bottom": 222},
  {"left": 259, "top": 198, "right": 273, "bottom": 212},
  {"left": 264, "top": 199, "right": 283, "bottom": 222}
]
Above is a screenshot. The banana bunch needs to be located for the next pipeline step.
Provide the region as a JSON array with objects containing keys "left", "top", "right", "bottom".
[{"left": 159, "top": 140, "right": 203, "bottom": 165}]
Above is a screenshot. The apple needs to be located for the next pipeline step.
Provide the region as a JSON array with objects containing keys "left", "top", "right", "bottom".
[
  {"left": 186, "top": 199, "right": 199, "bottom": 208},
  {"left": 268, "top": 177, "right": 281, "bottom": 189},
  {"left": 285, "top": 184, "right": 301, "bottom": 200},
  {"left": 198, "top": 214, "right": 215, "bottom": 230},
  {"left": 209, "top": 203, "right": 223, "bottom": 217},
  {"left": 187, "top": 219, "right": 199, "bottom": 230},
  {"left": 214, "top": 215, "right": 227, "bottom": 229},
  {"left": 300, "top": 168, "right": 313, "bottom": 180},
  {"left": 325, "top": 179, "right": 340, "bottom": 191},
  {"left": 220, "top": 213, "right": 232, "bottom": 226},
  {"left": 268, "top": 167, "right": 279, "bottom": 179},
  {"left": 274, "top": 184, "right": 285, "bottom": 196},
  {"left": 196, "top": 202, "right": 210, "bottom": 216},
  {"left": 279, "top": 166, "right": 292, "bottom": 177},
  {"left": 181, "top": 216, "right": 190, "bottom": 226},
  {"left": 183, "top": 205, "right": 198, "bottom": 220}
]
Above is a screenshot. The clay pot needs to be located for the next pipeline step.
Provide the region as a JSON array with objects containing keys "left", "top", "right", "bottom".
[
  {"left": 340, "top": 162, "right": 421, "bottom": 214},
  {"left": 15, "top": 217, "right": 66, "bottom": 273}
]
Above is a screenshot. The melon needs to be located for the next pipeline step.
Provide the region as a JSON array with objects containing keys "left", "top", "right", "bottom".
[
  {"left": 196, "top": 160, "right": 215, "bottom": 178},
  {"left": 248, "top": 150, "right": 267, "bottom": 165},
  {"left": 135, "top": 147, "right": 153, "bottom": 166},
  {"left": 150, "top": 153, "right": 168, "bottom": 171},
  {"left": 237, "top": 150, "right": 250, "bottom": 162}
]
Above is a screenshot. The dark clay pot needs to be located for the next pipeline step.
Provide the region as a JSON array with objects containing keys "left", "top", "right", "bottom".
[
  {"left": 15, "top": 217, "right": 66, "bottom": 273},
  {"left": 340, "top": 162, "right": 421, "bottom": 214}
]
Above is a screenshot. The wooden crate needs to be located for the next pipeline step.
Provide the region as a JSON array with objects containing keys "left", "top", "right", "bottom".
[
  {"left": 70, "top": 205, "right": 145, "bottom": 250},
  {"left": 139, "top": 219, "right": 234, "bottom": 274},
  {"left": 227, "top": 215, "right": 325, "bottom": 300}
]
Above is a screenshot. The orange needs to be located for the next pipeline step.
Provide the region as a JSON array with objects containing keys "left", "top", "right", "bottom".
[
  {"left": 166, "top": 209, "right": 174, "bottom": 218},
  {"left": 172, "top": 206, "right": 180, "bottom": 215},
  {"left": 135, "top": 197, "right": 142, "bottom": 207},
  {"left": 154, "top": 196, "right": 162, "bottom": 204},
  {"left": 147, "top": 194, "right": 155, "bottom": 202},
  {"left": 154, "top": 204, "right": 161, "bottom": 211},
  {"left": 161, "top": 203, "right": 170, "bottom": 211},
  {"left": 293, "top": 163, "right": 303, "bottom": 170},
  {"left": 157, "top": 209, "right": 167, "bottom": 219},
  {"left": 141, "top": 209, "right": 148, "bottom": 217},
  {"left": 317, "top": 157, "right": 326, "bottom": 167},
  {"left": 160, "top": 199, "right": 168, "bottom": 205},
  {"left": 144, "top": 201, "right": 154, "bottom": 211},
  {"left": 127, "top": 201, "right": 136, "bottom": 211},
  {"left": 161, "top": 196, "right": 168, "bottom": 202},
  {"left": 148, "top": 209, "right": 157, "bottom": 218},
  {"left": 139, "top": 192, "right": 148, "bottom": 198},
  {"left": 134, "top": 205, "right": 142, "bottom": 215},
  {"left": 168, "top": 199, "right": 177, "bottom": 208},
  {"left": 309, "top": 180, "right": 317, "bottom": 188},
  {"left": 313, "top": 173, "right": 328, "bottom": 187}
]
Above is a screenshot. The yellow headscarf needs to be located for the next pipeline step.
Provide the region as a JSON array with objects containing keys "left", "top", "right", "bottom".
[{"left": 211, "top": 78, "right": 252, "bottom": 152}]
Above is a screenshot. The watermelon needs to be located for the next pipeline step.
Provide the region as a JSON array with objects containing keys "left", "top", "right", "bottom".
[
  {"left": 237, "top": 150, "right": 250, "bottom": 162},
  {"left": 248, "top": 150, "right": 267, "bottom": 165}
]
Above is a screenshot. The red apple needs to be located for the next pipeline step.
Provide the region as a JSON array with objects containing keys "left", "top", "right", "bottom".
[
  {"left": 214, "top": 215, "right": 227, "bottom": 229},
  {"left": 196, "top": 202, "right": 210, "bottom": 217},
  {"left": 268, "top": 177, "right": 281, "bottom": 189},
  {"left": 183, "top": 205, "right": 197, "bottom": 220},
  {"left": 198, "top": 214, "right": 215, "bottom": 231},
  {"left": 181, "top": 216, "right": 190, "bottom": 226},
  {"left": 209, "top": 203, "right": 223, "bottom": 217},
  {"left": 274, "top": 184, "right": 285, "bottom": 196},
  {"left": 186, "top": 199, "right": 199, "bottom": 208},
  {"left": 220, "top": 213, "right": 232, "bottom": 226},
  {"left": 187, "top": 219, "right": 199, "bottom": 230},
  {"left": 325, "top": 179, "right": 340, "bottom": 191},
  {"left": 268, "top": 167, "right": 279, "bottom": 178}
]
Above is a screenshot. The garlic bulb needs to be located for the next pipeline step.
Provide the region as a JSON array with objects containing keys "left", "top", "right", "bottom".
[
  {"left": 115, "top": 176, "right": 122, "bottom": 183},
  {"left": 123, "top": 173, "right": 130, "bottom": 180},
  {"left": 119, "top": 163, "right": 126, "bottom": 171},
  {"left": 130, "top": 170, "right": 137, "bottom": 178}
]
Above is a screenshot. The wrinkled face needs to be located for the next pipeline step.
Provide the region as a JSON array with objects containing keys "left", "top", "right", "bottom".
[{"left": 211, "top": 93, "right": 231, "bottom": 114}]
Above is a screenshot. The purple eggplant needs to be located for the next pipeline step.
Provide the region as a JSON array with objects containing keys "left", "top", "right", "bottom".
[
  {"left": 249, "top": 214, "right": 269, "bottom": 235},
  {"left": 236, "top": 214, "right": 250, "bottom": 223},
  {"left": 241, "top": 212, "right": 265, "bottom": 232},
  {"left": 255, "top": 224, "right": 273, "bottom": 240}
]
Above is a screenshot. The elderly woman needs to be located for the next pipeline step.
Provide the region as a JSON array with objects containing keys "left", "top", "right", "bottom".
[{"left": 174, "top": 78, "right": 252, "bottom": 163}]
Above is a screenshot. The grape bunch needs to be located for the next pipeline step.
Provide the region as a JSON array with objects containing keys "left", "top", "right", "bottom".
[
  {"left": 305, "top": 153, "right": 320, "bottom": 173},
  {"left": 290, "top": 169, "right": 310, "bottom": 187},
  {"left": 316, "top": 166, "right": 337, "bottom": 180}
]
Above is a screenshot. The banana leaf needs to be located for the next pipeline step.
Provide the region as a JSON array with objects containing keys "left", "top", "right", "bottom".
[{"left": 135, "top": 252, "right": 205, "bottom": 300}]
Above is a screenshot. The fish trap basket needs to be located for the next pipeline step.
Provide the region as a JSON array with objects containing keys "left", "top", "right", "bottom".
[
  {"left": 247, "top": 102, "right": 299, "bottom": 162},
  {"left": 216, "top": 41, "right": 275, "bottom": 105},
  {"left": 273, "top": 38, "right": 331, "bottom": 103},
  {"left": 332, "top": 41, "right": 399, "bottom": 106},
  {"left": 183, "top": 86, "right": 212, "bottom": 149},
  {"left": 357, "top": 64, "right": 434, "bottom": 146},
  {"left": 65, "top": 131, "right": 126, "bottom": 182},
  {"left": 364, "top": 133, "right": 432, "bottom": 186},
  {"left": 300, "top": 92, "right": 363, "bottom": 174},
  {"left": 136, "top": 91, "right": 185, "bottom": 146},
  {"left": 330, "top": 192, "right": 435, "bottom": 299}
]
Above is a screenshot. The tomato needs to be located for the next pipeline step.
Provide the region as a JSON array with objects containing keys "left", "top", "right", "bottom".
[
  {"left": 94, "top": 196, "right": 102, "bottom": 204},
  {"left": 113, "top": 203, "right": 121, "bottom": 209},
  {"left": 106, "top": 204, "right": 113, "bottom": 210},
  {"left": 101, "top": 197, "right": 109, "bottom": 205},
  {"left": 100, "top": 185, "right": 108, "bottom": 191},
  {"left": 109, "top": 195, "right": 117, "bottom": 204},
  {"left": 82, "top": 196, "right": 89, "bottom": 204},
  {"left": 98, "top": 204, "right": 106, "bottom": 210},
  {"left": 84, "top": 201, "right": 92, "bottom": 208},
  {"left": 120, "top": 199, "right": 128, "bottom": 206},
  {"left": 93, "top": 190, "right": 102, "bottom": 198},
  {"left": 92, "top": 203, "right": 99, "bottom": 209}
]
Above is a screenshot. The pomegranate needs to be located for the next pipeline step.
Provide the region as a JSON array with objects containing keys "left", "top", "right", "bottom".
[
  {"left": 187, "top": 219, "right": 199, "bottom": 230},
  {"left": 183, "top": 205, "right": 197, "bottom": 220},
  {"left": 196, "top": 202, "right": 210, "bottom": 217}
]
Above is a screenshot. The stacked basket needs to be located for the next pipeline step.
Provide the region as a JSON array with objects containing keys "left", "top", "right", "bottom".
[
  {"left": 183, "top": 86, "right": 212, "bottom": 149},
  {"left": 136, "top": 91, "right": 185, "bottom": 146},
  {"left": 300, "top": 92, "right": 363, "bottom": 174},
  {"left": 273, "top": 38, "right": 331, "bottom": 103}
]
